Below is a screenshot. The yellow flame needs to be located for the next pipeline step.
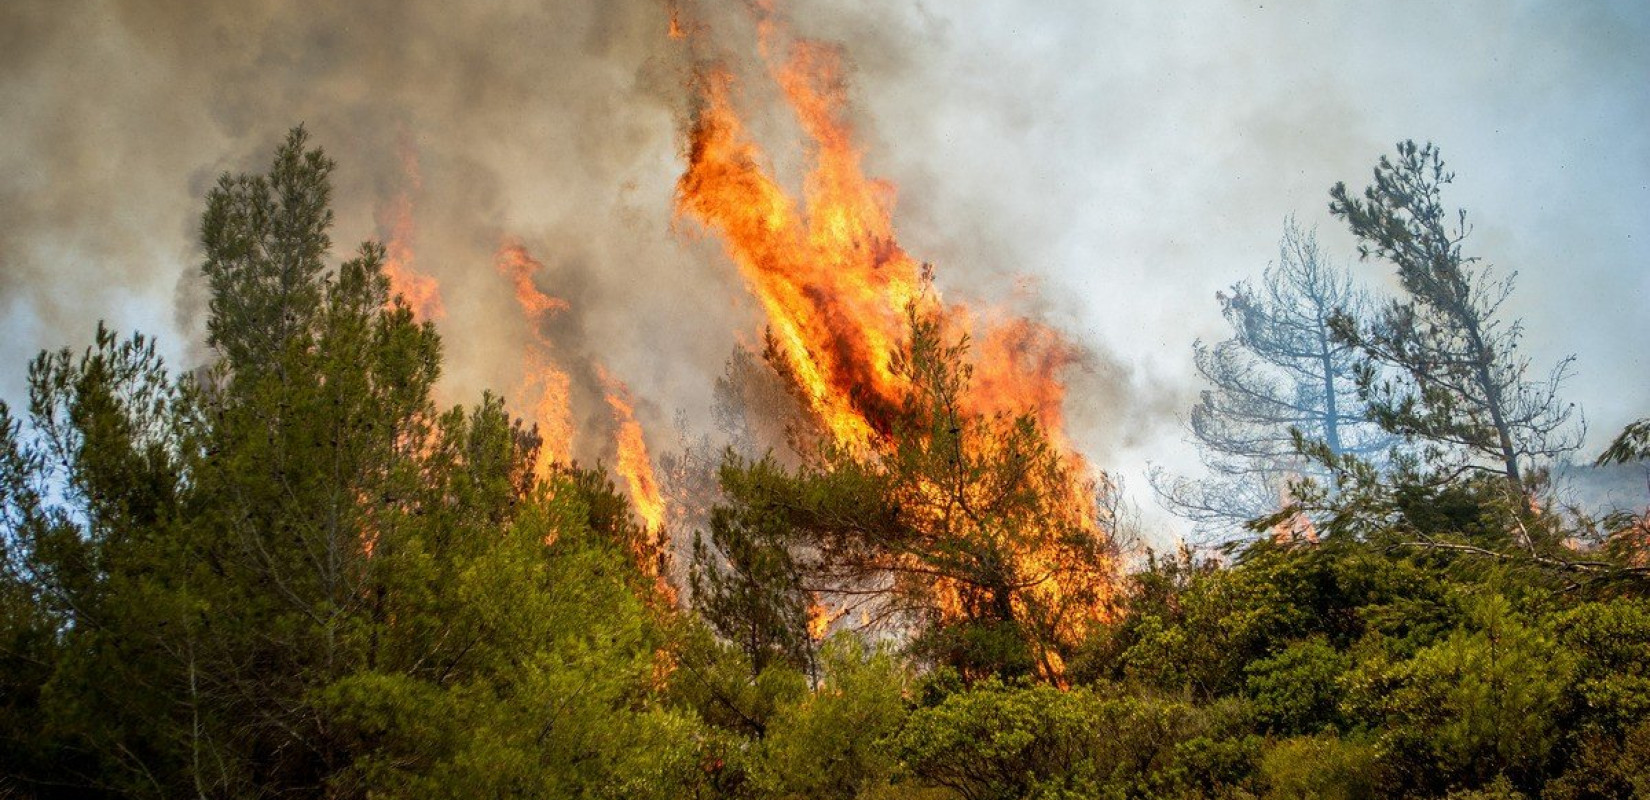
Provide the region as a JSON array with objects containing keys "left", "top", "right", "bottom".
[{"left": 598, "top": 366, "right": 668, "bottom": 533}]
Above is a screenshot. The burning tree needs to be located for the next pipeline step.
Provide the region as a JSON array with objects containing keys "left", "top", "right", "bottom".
[
  {"left": 699, "top": 309, "right": 1118, "bottom": 681},
  {"left": 1153, "top": 218, "right": 1394, "bottom": 538},
  {"left": 672, "top": 10, "right": 1120, "bottom": 680}
]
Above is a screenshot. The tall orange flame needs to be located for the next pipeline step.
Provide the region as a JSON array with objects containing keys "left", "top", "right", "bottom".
[
  {"left": 597, "top": 366, "right": 676, "bottom": 603},
  {"left": 598, "top": 366, "right": 668, "bottom": 533},
  {"left": 376, "top": 142, "right": 445, "bottom": 322},
  {"left": 674, "top": 36, "right": 1089, "bottom": 449},
  {"left": 676, "top": 54, "right": 920, "bottom": 445},
  {"left": 496, "top": 240, "right": 574, "bottom": 479},
  {"left": 672, "top": 7, "right": 1116, "bottom": 674}
]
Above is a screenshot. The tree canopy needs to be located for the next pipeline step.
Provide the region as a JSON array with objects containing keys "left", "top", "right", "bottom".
[{"left": 0, "top": 129, "right": 1646, "bottom": 800}]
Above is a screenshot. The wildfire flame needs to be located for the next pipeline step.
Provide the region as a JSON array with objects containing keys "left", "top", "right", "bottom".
[
  {"left": 1271, "top": 478, "right": 1320, "bottom": 545},
  {"left": 491, "top": 240, "right": 677, "bottom": 601},
  {"left": 675, "top": 53, "right": 918, "bottom": 445},
  {"left": 598, "top": 366, "right": 668, "bottom": 534},
  {"left": 667, "top": 6, "right": 687, "bottom": 40},
  {"left": 672, "top": 6, "right": 1116, "bottom": 674},
  {"left": 496, "top": 240, "right": 575, "bottom": 479},
  {"left": 597, "top": 366, "right": 677, "bottom": 603},
  {"left": 673, "top": 28, "right": 1091, "bottom": 449},
  {"left": 807, "top": 595, "right": 848, "bottom": 641},
  {"left": 376, "top": 141, "right": 445, "bottom": 322}
]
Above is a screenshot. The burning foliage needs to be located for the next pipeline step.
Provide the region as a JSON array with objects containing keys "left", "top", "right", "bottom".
[{"left": 671, "top": 5, "right": 1120, "bottom": 678}]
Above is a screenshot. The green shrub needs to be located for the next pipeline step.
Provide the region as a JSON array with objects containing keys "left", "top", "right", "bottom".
[
  {"left": 1258, "top": 734, "right": 1383, "bottom": 800},
  {"left": 1244, "top": 638, "right": 1350, "bottom": 735}
]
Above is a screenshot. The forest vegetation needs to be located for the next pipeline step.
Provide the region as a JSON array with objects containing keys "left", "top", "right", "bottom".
[{"left": 1, "top": 130, "right": 1647, "bottom": 800}]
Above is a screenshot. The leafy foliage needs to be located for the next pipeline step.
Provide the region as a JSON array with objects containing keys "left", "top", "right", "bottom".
[
  {"left": 1596, "top": 417, "right": 1650, "bottom": 466},
  {"left": 0, "top": 129, "right": 701, "bottom": 799}
]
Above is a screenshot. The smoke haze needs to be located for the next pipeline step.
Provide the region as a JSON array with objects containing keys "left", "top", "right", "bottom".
[{"left": 2, "top": 1, "right": 1645, "bottom": 540}]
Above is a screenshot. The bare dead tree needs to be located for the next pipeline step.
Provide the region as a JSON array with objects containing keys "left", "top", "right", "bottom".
[{"left": 1155, "top": 218, "right": 1393, "bottom": 537}]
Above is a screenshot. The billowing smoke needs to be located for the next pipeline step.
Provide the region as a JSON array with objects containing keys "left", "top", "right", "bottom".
[
  {"left": 3, "top": 1, "right": 1644, "bottom": 543},
  {"left": 0, "top": 0, "right": 1151, "bottom": 479},
  {"left": 2, "top": 1, "right": 720, "bottom": 469}
]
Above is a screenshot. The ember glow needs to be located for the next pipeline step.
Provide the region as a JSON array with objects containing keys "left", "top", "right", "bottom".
[
  {"left": 807, "top": 596, "right": 846, "bottom": 641},
  {"left": 1268, "top": 478, "right": 1321, "bottom": 545}
]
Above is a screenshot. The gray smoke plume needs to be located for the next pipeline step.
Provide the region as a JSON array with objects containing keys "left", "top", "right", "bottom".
[{"left": 2, "top": 1, "right": 1644, "bottom": 542}]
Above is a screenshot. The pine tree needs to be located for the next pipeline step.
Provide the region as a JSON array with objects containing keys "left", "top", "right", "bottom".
[
  {"left": 0, "top": 126, "right": 706, "bottom": 798},
  {"left": 1329, "top": 141, "right": 1581, "bottom": 492}
]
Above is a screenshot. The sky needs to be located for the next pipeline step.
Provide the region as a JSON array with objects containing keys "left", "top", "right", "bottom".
[{"left": 1, "top": 0, "right": 1646, "bottom": 542}]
